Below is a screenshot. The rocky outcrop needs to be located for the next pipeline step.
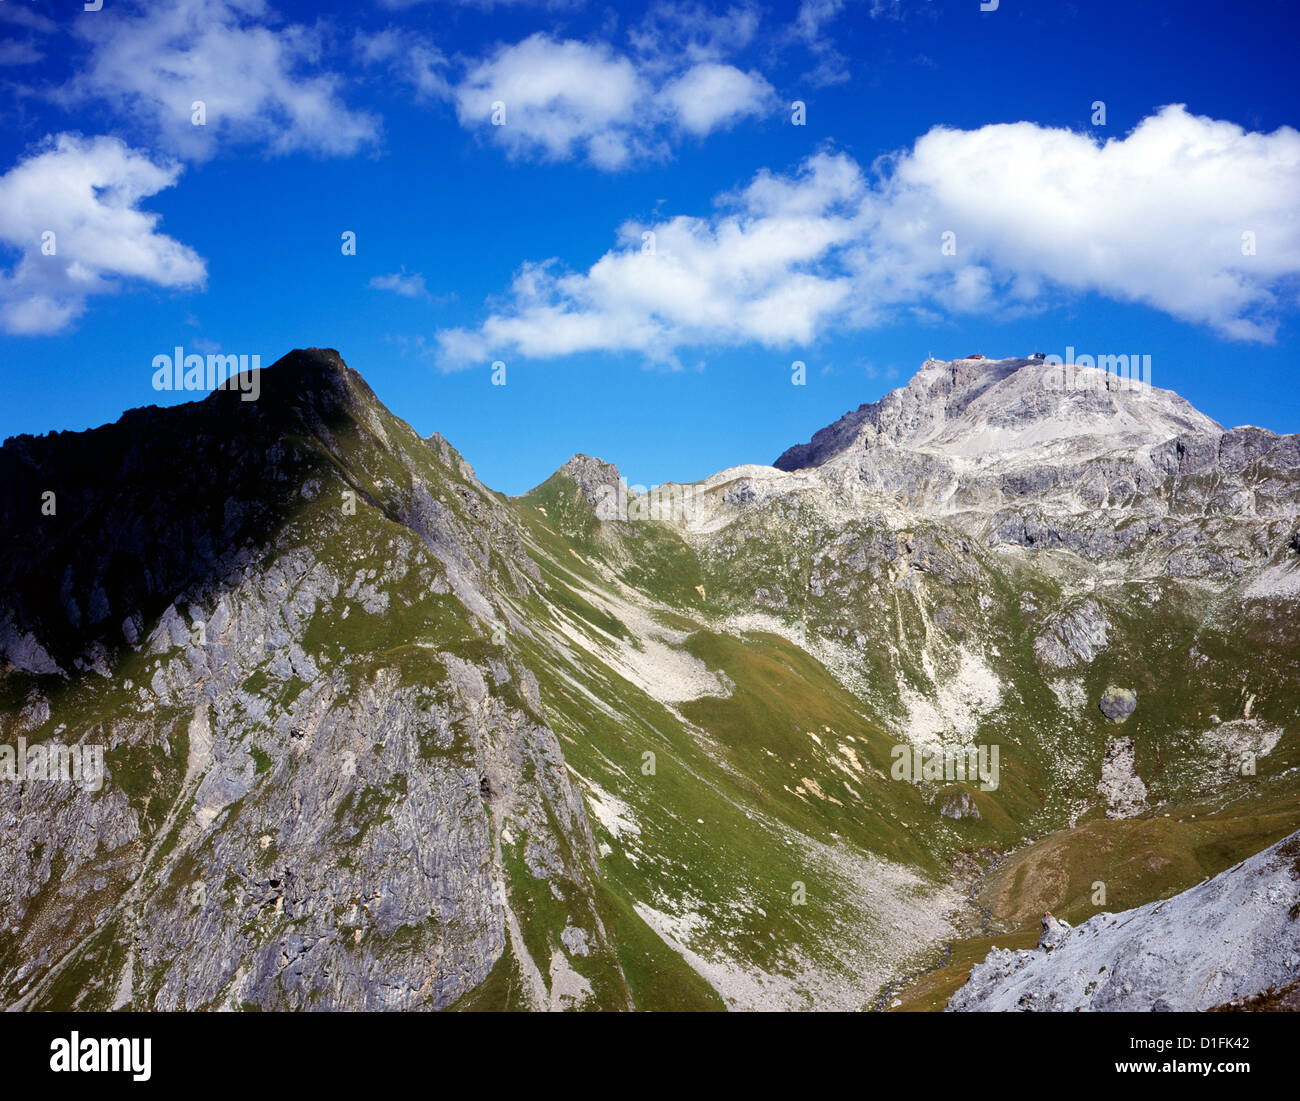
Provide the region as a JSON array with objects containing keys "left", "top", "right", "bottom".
[
  {"left": 947, "top": 830, "right": 1300, "bottom": 1011},
  {"left": 555, "top": 454, "right": 623, "bottom": 507},
  {"left": 776, "top": 358, "right": 1219, "bottom": 472},
  {"left": 1037, "top": 912, "right": 1072, "bottom": 951},
  {"left": 775, "top": 358, "right": 1220, "bottom": 471},
  {"left": 1097, "top": 736, "right": 1148, "bottom": 818},
  {"left": 1033, "top": 599, "right": 1111, "bottom": 671}
]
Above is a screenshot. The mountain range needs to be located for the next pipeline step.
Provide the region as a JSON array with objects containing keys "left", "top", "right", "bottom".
[{"left": 2, "top": 348, "right": 1297, "bottom": 1011}]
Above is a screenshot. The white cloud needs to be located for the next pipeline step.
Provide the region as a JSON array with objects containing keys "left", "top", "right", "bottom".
[
  {"left": 657, "top": 63, "right": 773, "bottom": 136},
  {"left": 453, "top": 35, "right": 650, "bottom": 170},
  {"left": 629, "top": 2, "right": 764, "bottom": 66},
  {"left": 448, "top": 32, "right": 776, "bottom": 169},
  {"left": 355, "top": 28, "right": 449, "bottom": 100},
  {"left": 369, "top": 269, "right": 429, "bottom": 298},
  {"left": 436, "top": 106, "right": 1300, "bottom": 365},
  {"left": 856, "top": 104, "right": 1300, "bottom": 340},
  {"left": 795, "top": 0, "right": 846, "bottom": 40},
  {"left": 790, "top": 0, "right": 852, "bottom": 86},
  {"left": 436, "top": 152, "right": 862, "bottom": 366},
  {"left": 0, "top": 134, "right": 206, "bottom": 335},
  {"left": 788, "top": 0, "right": 916, "bottom": 87},
  {"left": 65, "top": 0, "right": 379, "bottom": 160}
]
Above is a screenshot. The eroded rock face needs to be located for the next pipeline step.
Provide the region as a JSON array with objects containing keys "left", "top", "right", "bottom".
[
  {"left": 948, "top": 830, "right": 1300, "bottom": 1012},
  {"left": 1033, "top": 599, "right": 1111, "bottom": 671},
  {"left": 135, "top": 670, "right": 509, "bottom": 1012}
]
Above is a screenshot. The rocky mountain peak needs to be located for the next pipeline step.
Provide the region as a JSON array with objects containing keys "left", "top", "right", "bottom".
[
  {"left": 542, "top": 453, "right": 623, "bottom": 508},
  {"left": 219, "top": 346, "right": 376, "bottom": 426},
  {"left": 774, "top": 356, "right": 1224, "bottom": 472}
]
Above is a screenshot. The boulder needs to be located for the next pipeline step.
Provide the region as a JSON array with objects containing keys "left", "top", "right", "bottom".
[{"left": 1099, "top": 686, "right": 1137, "bottom": 722}]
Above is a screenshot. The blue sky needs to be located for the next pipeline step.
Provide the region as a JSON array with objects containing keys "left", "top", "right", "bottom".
[{"left": 1, "top": 0, "right": 1297, "bottom": 494}]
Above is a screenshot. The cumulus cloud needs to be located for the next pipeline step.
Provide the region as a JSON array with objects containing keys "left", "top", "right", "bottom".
[
  {"left": 453, "top": 35, "right": 650, "bottom": 170},
  {"left": 858, "top": 104, "right": 1300, "bottom": 340},
  {"left": 436, "top": 152, "right": 862, "bottom": 366},
  {"left": 448, "top": 32, "right": 776, "bottom": 169},
  {"left": 64, "top": 0, "right": 379, "bottom": 160},
  {"left": 436, "top": 106, "right": 1300, "bottom": 365},
  {"left": 359, "top": 6, "right": 774, "bottom": 169},
  {"left": 657, "top": 62, "right": 774, "bottom": 136},
  {"left": 0, "top": 134, "right": 206, "bottom": 335}
]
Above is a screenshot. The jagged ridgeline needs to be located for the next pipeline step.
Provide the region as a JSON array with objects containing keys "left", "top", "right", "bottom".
[{"left": 1, "top": 348, "right": 1297, "bottom": 1011}]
